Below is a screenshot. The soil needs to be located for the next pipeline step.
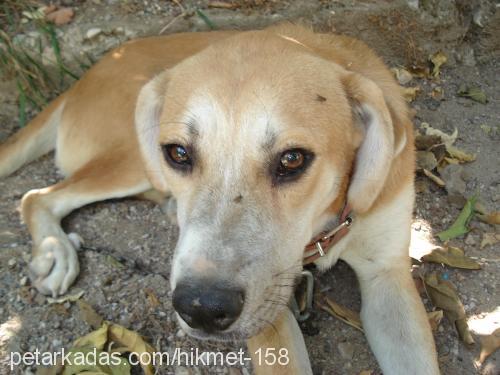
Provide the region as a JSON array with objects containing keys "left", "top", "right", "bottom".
[{"left": 0, "top": 1, "right": 499, "bottom": 374}]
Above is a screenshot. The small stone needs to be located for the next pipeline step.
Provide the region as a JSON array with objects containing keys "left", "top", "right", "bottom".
[
  {"left": 53, "top": 320, "right": 61, "bottom": 329},
  {"left": 20, "top": 276, "right": 28, "bottom": 286},
  {"left": 176, "top": 329, "right": 186, "bottom": 338},
  {"left": 86, "top": 28, "right": 102, "bottom": 40},
  {"left": 440, "top": 165, "right": 466, "bottom": 206},
  {"left": 416, "top": 151, "right": 438, "bottom": 171},
  {"left": 465, "top": 234, "right": 476, "bottom": 246},
  {"left": 8, "top": 258, "right": 17, "bottom": 267},
  {"left": 337, "top": 342, "right": 354, "bottom": 360}
]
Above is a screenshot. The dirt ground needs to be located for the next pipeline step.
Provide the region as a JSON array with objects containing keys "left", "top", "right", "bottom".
[{"left": 0, "top": 0, "right": 499, "bottom": 374}]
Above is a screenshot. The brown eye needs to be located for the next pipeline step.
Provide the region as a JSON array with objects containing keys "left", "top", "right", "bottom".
[
  {"left": 274, "top": 148, "right": 314, "bottom": 184},
  {"left": 280, "top": 150, "right": 304, "bottom": 170},
  {"left": 162, "top": 144, "right": 192, "bottom": 171}
]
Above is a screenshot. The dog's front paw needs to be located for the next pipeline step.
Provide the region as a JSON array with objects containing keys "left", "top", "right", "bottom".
[{"left": 28, "top": 233, "right": 81, "bottom": 297}]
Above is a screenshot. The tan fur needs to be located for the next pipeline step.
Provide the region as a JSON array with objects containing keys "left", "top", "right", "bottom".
[{"left": 0, "top": 25, "right": 438, "bottom": 374}]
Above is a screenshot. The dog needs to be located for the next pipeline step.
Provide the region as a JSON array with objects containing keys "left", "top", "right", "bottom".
[{"left": 0, "top": 25, "right": 439, "bottom": 374}]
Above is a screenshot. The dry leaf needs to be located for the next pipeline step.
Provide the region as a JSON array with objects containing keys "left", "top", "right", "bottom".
[
  {"left": 476, "top": 212, "right": 500, "bottom": 225},
  {"left": 47, "top": 289, "right": 84, "bottom": 304},
  {"left": 430, "top": 86, "right": 444, "bottom": 100},
  {"left": 73, "top": 323, "right": 108, "bottom": 350},
  {"left": 423, "top": 168, "right": 445, "bottom": 187},
  {"left": 108, "top": 324, "right": 156, "bottom": 375},
  {"left": 403, "top": 86, "right": 420, "bottom": 102},
  {"left": 61, "top": 346, "right": 130, "bottom": 375},
  {"left": 421, "top": 123, "right": 458, "bottom": 147},
  {"left": 422, "top": 246, "right": 481, "bottom": 270},
  {"left": 457, "top": 85, "right": 488, "bottom": 104},
  {"left": 319, "top": 296, "right": 363, "bottom": 332},
  {"left": 391, "top": 67, "right": 413, "bottom": 85},
  {"left": 436, "top": 196, "right": 476, "bottom": 241},
  {"left": 481, "top": 233, "right": 500, "bottom": 249},
  {"left": 424, "top": 273, "right": 474, "bottom": 345},
  {"left": 477, "top": 328, "right": 500, "bottom": 365},
  {"left": 430, "top": 51, "right": 447, "bottom": 77},
  {"left": 428, "top": 310, "right": 444, "bottom": 331},
  {"left": 446, "top": 145, "right": 476, "bottom": 163},
  {"left": 77, "top": 300, "right": 103, "bottom": 329}
]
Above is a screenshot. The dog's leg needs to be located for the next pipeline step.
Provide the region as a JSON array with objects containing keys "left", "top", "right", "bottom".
[
  {"left": 246, "top": 308, "right": 312, "bottom": 375},
  {"left": 21, "top": 156, "right": 151, "bottom": 297},
  {"left": 346, "top": 256, "right": 439, "bottom": 375}
]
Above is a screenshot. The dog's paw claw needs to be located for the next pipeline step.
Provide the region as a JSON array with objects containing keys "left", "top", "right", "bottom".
[{"left": 29, "top": 235, "right": 80, "bottom": 297}]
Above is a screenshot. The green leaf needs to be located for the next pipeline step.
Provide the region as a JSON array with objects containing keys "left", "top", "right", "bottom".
[{"left": 437, "top": 196, "right": 476, "bottom": 242}]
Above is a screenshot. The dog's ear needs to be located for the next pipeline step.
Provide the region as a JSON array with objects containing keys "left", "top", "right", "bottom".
[
  {"left": 342, "top": 73, "right": 402, "bottom": 214},
  {"left": 135, "top": 71, "right": 170, "bottom": 192}
]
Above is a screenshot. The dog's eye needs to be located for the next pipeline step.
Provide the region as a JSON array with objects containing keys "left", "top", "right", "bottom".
[
  {"left": 280, "top": 150, "right": 304, "bottom": 170},
  {"left": 274, "top": 148, "right": 313, "bottom": 184},
  {"left": 162, "top": 144, "right": 192, "bottom": 170}
]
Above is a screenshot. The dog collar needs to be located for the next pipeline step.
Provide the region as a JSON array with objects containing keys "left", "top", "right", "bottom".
[{"left": 303, "top": 204, "right": 353, "bottom": 265}]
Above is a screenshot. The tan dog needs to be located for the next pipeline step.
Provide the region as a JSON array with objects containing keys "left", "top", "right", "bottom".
[{"left": 0, "top": 25, "right": 439, "bottom": 374}]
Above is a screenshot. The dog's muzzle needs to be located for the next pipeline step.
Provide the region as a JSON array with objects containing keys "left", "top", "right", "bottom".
[{"left": 172, "top": 279, "right": 245, "bottom": 333}]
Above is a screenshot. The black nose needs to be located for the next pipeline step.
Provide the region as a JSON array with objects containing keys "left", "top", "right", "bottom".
[{"left": 172, "top": 280, "right": 245, "bottom": 333}]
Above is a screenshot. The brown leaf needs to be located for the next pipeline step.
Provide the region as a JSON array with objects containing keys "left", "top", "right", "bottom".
[
  {"left": 319, "top": 296, "right": 363, "bottom": 332},
  {"left": 481, "top": 233, "right": 500, "bottom": 249},
  {"left": 476, "top": 212, "right": 500, "bottom": 225},
  {"left": 77, "top": 300, "right": 103, "bottom": 329},
  {"left": 45, "top": 7, "right": 74, "bottom": 25},
  {"left": 477, "top": 328, "right": 500, "bottom": 365},
  {"left": 422, "top": 246, "right": 481, "bottom": 270},
  {"left": 424, "top": 273, "right": 474, "bottom": 345}
]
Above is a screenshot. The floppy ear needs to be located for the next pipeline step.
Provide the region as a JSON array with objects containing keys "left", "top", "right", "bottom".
[
  {"left": 135, "top": 71, "right": 170, "bottom": 193},
  {"left": 342, "top": 73, "right": 397, "bottom": 214}
]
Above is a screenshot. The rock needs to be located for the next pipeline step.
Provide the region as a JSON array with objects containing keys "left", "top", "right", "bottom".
[
  {"left": 176, "top": 329, "right": 186, "bottom": 338},
  {"left": 416, "top": 151, "right": 438, "bottom": 171},
  {"left": 7, "top": 258, "right": 17, "bottom": 268},
  {"left": 337, "top": 342, "right": 354, "bottom": 360},
  {"left": 20, "top": 276, "right": 28, "bottom": 286},
  {"left": 465, "top": 234, "right": 476, "bottom": 246},
  {"left": 86, "top": 28, "right": 103, "bottom": 40},
  {"left": 440, "top": 165, "right": 466, "bottom": 206}
]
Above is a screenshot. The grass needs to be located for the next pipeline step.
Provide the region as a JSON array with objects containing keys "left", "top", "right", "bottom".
[{"left": 0, "top": 0, "right": 83, "bottom": 126}]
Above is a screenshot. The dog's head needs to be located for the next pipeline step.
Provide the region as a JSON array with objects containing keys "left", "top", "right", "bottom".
[{"left": 135, "top": 28, "right": 405, "bottom": 340}]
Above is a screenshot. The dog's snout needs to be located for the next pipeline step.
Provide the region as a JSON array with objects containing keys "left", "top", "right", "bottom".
[{"left": 173, "top": 280, "right": 245, "bottom": 333}]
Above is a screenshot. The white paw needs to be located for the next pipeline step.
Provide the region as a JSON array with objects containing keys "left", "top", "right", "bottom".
[{"left": 28, "top": 235, "right": 80, "bottom": 297}]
